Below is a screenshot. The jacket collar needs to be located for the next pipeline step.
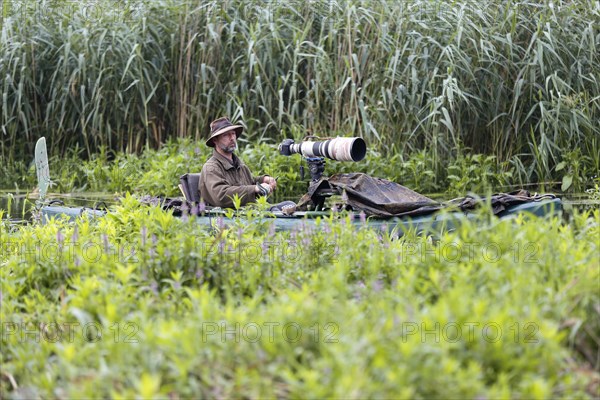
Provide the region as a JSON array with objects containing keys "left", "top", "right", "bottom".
[{"left": 212, "top": 150, "right": 242, "bottom": 170}]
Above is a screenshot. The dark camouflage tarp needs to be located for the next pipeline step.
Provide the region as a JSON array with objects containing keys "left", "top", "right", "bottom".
[{"left": 299, "top": 173, "right": 556, "bottom": 217}]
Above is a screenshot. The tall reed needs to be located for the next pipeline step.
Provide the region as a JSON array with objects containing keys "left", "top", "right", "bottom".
[{"left": 1, "top": 0, "right": 598, "bottom": 184}]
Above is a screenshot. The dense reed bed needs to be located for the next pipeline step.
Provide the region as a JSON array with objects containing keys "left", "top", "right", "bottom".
[{"left": 1, "top": 0, "right": 599, "bottom": 188}]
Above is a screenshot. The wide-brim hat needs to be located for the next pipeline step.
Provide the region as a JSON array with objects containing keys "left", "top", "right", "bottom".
[{"left": 206, "top": 117, "right": 244, "bottom": 147}]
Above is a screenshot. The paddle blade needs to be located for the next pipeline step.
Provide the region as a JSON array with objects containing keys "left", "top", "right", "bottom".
[{"left": 35, "top": 137, "right": 51, "bottom": 201}]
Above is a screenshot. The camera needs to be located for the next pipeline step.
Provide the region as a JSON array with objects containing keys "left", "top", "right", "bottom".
[{"left": 278, "top": 137, "right": 366, "bottom": 162}]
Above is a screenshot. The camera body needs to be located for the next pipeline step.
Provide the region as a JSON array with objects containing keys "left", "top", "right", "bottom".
[{"left": 278, "top": 138, "right": 296, "bottom": 157}]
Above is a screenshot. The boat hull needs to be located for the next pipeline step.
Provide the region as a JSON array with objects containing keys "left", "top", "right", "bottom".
[{"left": 40, "top": 198, "right": 562, "bottom": 237}]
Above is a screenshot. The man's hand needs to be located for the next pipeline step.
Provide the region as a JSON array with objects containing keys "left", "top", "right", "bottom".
[
  {"left": 255, "top": 183, "right": 271, "bottom": 196},
  {"left": 262, "top": 176, "right": 277, "bottom": 191}
]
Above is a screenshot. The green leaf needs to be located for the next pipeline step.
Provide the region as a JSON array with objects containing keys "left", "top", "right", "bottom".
[
  {"left": 561, "top": 174, "right": 573, "bottom": 191},
  {"left": 555, "top": 161, "right": 567, "bottom": 172}
]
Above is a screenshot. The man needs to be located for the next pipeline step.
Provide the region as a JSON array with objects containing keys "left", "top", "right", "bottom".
[{"left": 199, "top": 117, "right": 294, "bottom": 212}]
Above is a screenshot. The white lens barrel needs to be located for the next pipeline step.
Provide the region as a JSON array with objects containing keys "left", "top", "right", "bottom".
[{"left": 295, "top": 137, "right": 366, "bottom": 162}]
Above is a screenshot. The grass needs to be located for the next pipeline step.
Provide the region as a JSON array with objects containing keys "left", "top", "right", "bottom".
[
  {"left": 1, "top": 0, "right": 599, "bottom": 189},
  {"left": 1, "top": 196, "right": 598, "bottom": 397}
]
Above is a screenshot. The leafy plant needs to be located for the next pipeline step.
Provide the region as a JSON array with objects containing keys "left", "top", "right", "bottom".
[
  {"left": 585, "top": 177, "right": 600, "bottom": 201},
  {"left": 446, "top": 153, "right": 514, "bottom": 196},
  {"left": 1, "top": 195, "right": 599, "bottom": 398},
  {"left": 556, "top": 149, "right": 593, "bottom": 193}
]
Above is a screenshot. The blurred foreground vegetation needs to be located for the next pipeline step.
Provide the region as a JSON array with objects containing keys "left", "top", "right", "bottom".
[{"left": 1, "top": 197, "right": 599, "bottom": 397}]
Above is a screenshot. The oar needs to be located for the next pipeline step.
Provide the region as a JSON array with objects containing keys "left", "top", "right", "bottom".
[{"left": 34, "top": 137, "right": 51, "bottom": 204}]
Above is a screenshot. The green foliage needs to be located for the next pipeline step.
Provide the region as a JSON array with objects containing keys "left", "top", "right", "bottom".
[
  {"left": 0, "top": 161, "right": 37, "bottom": 192},
  {"left": 3, "top": 137, "right": 597, "bottom": 200},
  {"left": 586, "top": 178, "right": 600, "bottom": 201},
  {"left": 1, "top": 198, "right": 599, "bottom": 397},
  {"left": 1, "top": 0, "right": 599, "bottom": 191},
  {"left": 134, "top": 140, "right": 207, "bottom": 196},
  {"left": 555, "top": 149, "right": 594, "bottom": 193},
  {"left": 446, "top": 153, "right": 514, "bottom": 196}
]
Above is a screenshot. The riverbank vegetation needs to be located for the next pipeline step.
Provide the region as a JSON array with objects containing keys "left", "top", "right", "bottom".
[
  {"left": 1, "top": 0, "right": 599, "bottom": 193},
  {"left": 2, "top": 138, "right": 539, "bottom": 201}
]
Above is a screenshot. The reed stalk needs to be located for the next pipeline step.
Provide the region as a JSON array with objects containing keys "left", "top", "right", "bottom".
[{"left": 1, "top": 0, "right": 598, "bottom": 184}]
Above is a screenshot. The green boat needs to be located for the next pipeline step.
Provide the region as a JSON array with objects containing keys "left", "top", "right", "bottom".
[
  {"left": 39, "top": 197, "right": 561, "bottom": 236},
  {"left": 34, "top": 137, "right": 562, "bottom": 237}
]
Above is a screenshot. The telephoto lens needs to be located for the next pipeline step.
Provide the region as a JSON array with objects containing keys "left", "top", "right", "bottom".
[{"left": 278, "top": 137, "right": 366, "bottom": 162}]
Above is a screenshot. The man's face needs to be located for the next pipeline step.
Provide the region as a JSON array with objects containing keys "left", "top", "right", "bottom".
[{"left": 214, "top": 130, "right": 237, "bottom": 153}]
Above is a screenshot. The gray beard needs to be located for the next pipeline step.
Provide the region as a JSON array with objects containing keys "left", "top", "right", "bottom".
[{"left": 218, "top": 143, "right": 236, "bottom": 153}]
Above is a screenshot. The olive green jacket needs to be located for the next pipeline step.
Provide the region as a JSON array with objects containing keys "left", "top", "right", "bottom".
[{"left": 198, "top": 150, "right": 264, "bottom": 208}]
